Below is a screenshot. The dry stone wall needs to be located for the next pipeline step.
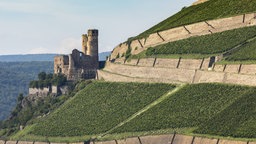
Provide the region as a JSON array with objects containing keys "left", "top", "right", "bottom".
[
  {"left": 101, "top": 58, "right": 256, "bottom": 86},
  {"left": 117, "top": 137, "right": 141, "bottom": 144},
  {"left": 193, "top": 137, "right": 218, "bottom": 144},
  {"left": 3, "top": 134, "right": 256, "bottom": 144},
  {"left": 172, "top": 134, "right": 193, "bottom": 144},
  {"left": 111, "top": 12, "right": 256, "bottom": 59}
]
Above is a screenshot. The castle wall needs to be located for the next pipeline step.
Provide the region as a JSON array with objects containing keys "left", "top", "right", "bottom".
[
  {"left": 29, "top": 87, "right": 50, "bottom": 96},
  {"left": 110, "top": 13, "right": 256, "bottom": 60}
]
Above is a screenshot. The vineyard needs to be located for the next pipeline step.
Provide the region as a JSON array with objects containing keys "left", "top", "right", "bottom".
[
  {"left": 111, "top": 84, "right": 253, "bottom": 136},
  {"left": 31, "top": 82, "right": 175, "bottom": 137},
  {"left": 134, "top": 0, "right": 256, "bottom": 40},
  {"left": 144, "top": 26, "right": 256, "bottom": 57},
  {"left": 195, "top": 88, "right": 256, "bottom": 138},
  {"left": 225, "top": 37, "right": 256, "bottom": 61}
]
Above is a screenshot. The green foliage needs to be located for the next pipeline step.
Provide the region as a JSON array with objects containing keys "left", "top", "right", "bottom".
[
  {"left": 225, "top": 38, "right": 256, "bottom": 61},
  {"left": 112, "top": 83, "right": 251, "bottom": 133},
  {"left": 134, "top": 0, "right": 256, "bottom": 40},
  {"left": 29, "top": 73, "right": 67, "bottom": 89},
  {"left": 125, "top": 46, "right": 132, "bottom": 59},
  {"left": 144, "top": 26, "right": 256, "bottom": 57},
  {"left": 0, "top": 62, "right": 53, "bottom": 121},
  {"left": 31, "top": 82, "right": 175, "bottom": 137},
  {"left": 116, "top": 53, "right": 120, "bottom": 59}
]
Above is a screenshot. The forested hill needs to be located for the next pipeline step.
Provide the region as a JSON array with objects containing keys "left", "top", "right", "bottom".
[
  {"left": 0, "top": 54, "right": 57, "bottom": 62},
  {"left": 0, "top": 61, "right": 53, "bottom": 121},
  {"left": 0, "top": 52, "right": 111, "bottom": 62}
]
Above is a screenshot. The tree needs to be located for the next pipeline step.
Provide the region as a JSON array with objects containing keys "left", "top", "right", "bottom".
[{"left": 38, "top": 72, "right": 47, "bottom": 81}]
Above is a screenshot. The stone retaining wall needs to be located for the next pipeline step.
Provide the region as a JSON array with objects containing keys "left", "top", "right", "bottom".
[
  {"left": 100, "top": 61, "right": 256, "bottom": 86},
  {"left": 4, "top": 134, "right": 255, "bottom": 144},
  {"left": 111, "top": 13, "right": 256, "bottom": 59}
]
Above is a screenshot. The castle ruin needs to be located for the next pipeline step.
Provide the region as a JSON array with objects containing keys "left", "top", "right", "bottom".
[{"left": 54, "top": 29, "right": 99, "bottom": 81}]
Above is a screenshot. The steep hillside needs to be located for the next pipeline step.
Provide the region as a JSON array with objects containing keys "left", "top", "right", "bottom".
[
  {"left": 25, "top": 82, "right": 175, "bottom": 138},
  {"left": 10, "top": 82, "right": 256, "bottom": 142},
  {"left": 113, "top": 84, "right": 250, "bottom": 134},
  {"left": 140, "top": 25, "right": 256, "bottom": 60},
  {"left": 134, "top": 0, "right": 256, "bottom": 40}
]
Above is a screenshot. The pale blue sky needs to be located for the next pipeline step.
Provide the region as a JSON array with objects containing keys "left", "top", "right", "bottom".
[{"left": 0, "top": 0, "right": 195, "bottom": 55}]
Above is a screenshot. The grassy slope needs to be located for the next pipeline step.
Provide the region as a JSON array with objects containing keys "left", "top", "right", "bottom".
[
  {"left": 134, "top": 0, "right": 256, "bottom": 40},
  {"left": 30, "top": 82, "right": 175, "bottom": 137}
]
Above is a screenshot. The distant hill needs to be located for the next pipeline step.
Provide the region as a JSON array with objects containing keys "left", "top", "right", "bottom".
[
  {"left": 0, "top": 61, "right": 53, "bottom": 121},
  {"left": 0, "top": 54, "right": 57, "bottom": 62},
  {"left": 0, "top": 52, "right": 111, "bottom": 62}
]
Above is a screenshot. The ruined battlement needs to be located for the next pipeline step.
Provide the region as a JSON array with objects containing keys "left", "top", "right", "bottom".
[{"left": 54, "top": 29, "right": 99, "bottom": 81}]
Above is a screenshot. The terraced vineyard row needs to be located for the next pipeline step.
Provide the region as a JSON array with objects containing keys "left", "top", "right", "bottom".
[
  {"left": 111, "top": 83, "right": 256, "bottom": 138},
  {"left": 135, "top": 0, "right": 256, "bottom": 40},
  {"left": 144, "top": 26, "right": 256, "bottom": 57},
  {"left": 31, "top": 82, "right": 175, "bottom": 137},
  {"left": 225, "top": 37, "right": 256, "bottom": 61}
]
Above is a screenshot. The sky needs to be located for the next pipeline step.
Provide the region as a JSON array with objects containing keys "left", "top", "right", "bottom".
[{"left": 0, "top": 0, "right": 195, "bottom": 55}]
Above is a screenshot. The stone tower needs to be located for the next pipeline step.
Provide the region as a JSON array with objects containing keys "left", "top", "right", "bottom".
[
  {"left": 87, "top": 29, "right": 99, "bottom": 68},
  {"left": 82, "top": 34, "right": 88, "bottom": 55}
]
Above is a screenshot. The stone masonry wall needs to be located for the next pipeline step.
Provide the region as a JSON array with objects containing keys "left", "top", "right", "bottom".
[
  {"left": 100, "top": 59, "right": 256, "bottom": 86},
  {"left": 3, "top": 133, "right": 253, "bottom": 144},
  {"left": 110, "top": 12, "right": 256, "bottom": 59}
]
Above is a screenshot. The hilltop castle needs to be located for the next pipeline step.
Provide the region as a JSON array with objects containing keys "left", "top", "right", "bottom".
[{"left": 54, "top": 29, "right": 99, "bottom": 81}]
